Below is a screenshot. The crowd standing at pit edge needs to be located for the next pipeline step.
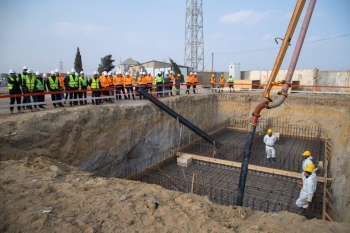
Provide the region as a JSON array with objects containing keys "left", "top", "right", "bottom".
[{"left": 7, "top": 66, "right": 236, "bottom": 113}]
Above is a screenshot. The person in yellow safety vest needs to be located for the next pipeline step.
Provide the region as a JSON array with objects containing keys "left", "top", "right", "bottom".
[
  {"left": 19, "top": 66, "right": 29, "bottom": 110},
  {"left": 65, "top": 68, "right": 79, "bottom": 106},
  {"left": 89, "top": 71, "right": 101, "bottom": 105},
  {"left": 219, "top": 74, "right": 225, "bottom": 93},
  {"left": 48, "top": 70, "right": 64, "bottom": 108},
  {"left": 168, "top": 70, "right": 175, "bottom": 96},
  {"left": 34, "top": 71, "right": 46, "bottom": 109},
  {"left": 7, "top": 69, "right": 23, "bottom": 113},
  {"left": 113, "top": 71, "right": 127, "bottom": 100},
  {"left": 137, "top": 71, "right": 148, "bottom": 100},
  {"left": 124, "top": 72, "right": 135, "bottom": 100},
  {"left": 99, "top": 71, "right": 110, "bottom": 103},
  {"left": 192, "top": 72, "right": 198, "bottom": 94},
  {"left": 175, "top": 73, "right": 182, "bottom": 95},
  {"left": 155, "top": 71, "right": 164, "bottom": 98},
  {"left": 185, "top": 72, "right": 193, "bottom": 94},
  {"left": 23, "top": 69, "right": 39, "bottom": 111},
  {"left": 210, "top": 74, "right": 216, "bottom": 93},
  {"left": 78, "top": 71, "right": 88, "bottom": 105},
  {"left": 227, "top": 75, "right": 235, "bottom": 92},
  {"left": 146, "top": 72, "right": 154, "bottom": 94}
]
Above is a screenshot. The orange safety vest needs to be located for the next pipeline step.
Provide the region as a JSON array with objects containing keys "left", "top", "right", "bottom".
[
  {"left": 138, "top": 76, "right": 147, "bottom": 85},
  {"left": 192, "top": 75, "right": 198, "bottom": 83},
  {"left": 124, "top": 76, "right": 134, "bottom": 86},
  {"left": 113, "top": 75, "right": 124, "bottom": 86},
  {"left": 146, "top": 75, "right": 154, "bottom": 84},
  {"left": 107, "top": 76, "right": 114, "bottom": 86},
  {"left": 169, "top": 74, "right": 174, "bottom": 83},
  {"left": 186, "top": 75, "right": 193, "bottom": 84},
  {"left": 100, "top": 76, "right": 109, "bottom": 88},
  {"left": 219, "top": 77, "right": 225, "bottom": 84},
  {"left": 210, "top": 76, "right": 216, "bottom": 84},
  {"left": 57, "top": 76, "right": 65, "bottom": 89}
]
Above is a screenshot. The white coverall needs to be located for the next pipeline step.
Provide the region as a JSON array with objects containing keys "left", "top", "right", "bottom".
[
  {"left": 263, "top": 134, "right": 276, "bottom": 158},
  {"left": 301, "top": 156, "right": 313, "bottom": 181},
  {"left": 296, "top": 172, "right": 317, "bottom": 209}
]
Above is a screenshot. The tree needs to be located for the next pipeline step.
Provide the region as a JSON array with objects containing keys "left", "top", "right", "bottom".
[
  {"left": 74, "top": 47, "right": 83, "bottom": 73},
  {"left": 169, "top": 58, "right": 184, "bottom": 82},
  {"left": 98, "top": 54, "right": 115, "bottom": 74}
]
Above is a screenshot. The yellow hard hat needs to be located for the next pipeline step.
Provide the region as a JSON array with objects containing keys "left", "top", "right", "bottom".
[
  {"left": 177, "top": 74, "right": 181, "bottom": 77},
  {"left": 211, "top": 74, "right": 215, "bottom": 77},
  {"left": 304, "top": 163, "right": 315, "bottom": 173},
  {"left": 220, "top": 74, "right": 223, "bottom": 77},
  {"left": 267, "top": 128, "right": 272, "bottom": 133},
  {"left": 302, "top": 150, "right": 311, "bottom": 157}
]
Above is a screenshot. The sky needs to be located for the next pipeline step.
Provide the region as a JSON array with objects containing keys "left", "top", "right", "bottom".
[{"left": 0, "top": 0, "right": 349, "bottom": 75}]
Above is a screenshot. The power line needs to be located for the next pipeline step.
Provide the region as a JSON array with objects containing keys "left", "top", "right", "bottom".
[{"left": 214, "top": 33, "right": 350, "bottom": 55}]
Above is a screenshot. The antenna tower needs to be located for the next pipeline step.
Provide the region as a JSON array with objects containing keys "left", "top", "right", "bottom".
[
  {"left": 184, "top": 0, "right": 204, "bottom": 72},
  {"left": 59, "top": 59, "right": 63, "bottom": 72}
]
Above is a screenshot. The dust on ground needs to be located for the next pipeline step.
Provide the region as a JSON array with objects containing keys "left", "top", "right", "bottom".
[{"left": 1, "top": 157, "right": 349, "bottom": 233}]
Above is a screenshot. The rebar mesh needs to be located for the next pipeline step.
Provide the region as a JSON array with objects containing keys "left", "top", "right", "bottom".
[{"left": 123, "top": 117, "right": 325, "bottom": 219}]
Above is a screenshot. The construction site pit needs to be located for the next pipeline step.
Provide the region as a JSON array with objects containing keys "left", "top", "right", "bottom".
[
  {"left": 1, "top": 93, "right": 349, "bottom": 223},
  {"left": 124, "top": 118, "right": 326, "bottom": 219}
]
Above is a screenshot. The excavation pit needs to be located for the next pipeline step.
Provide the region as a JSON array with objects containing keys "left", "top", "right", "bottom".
[{"left": 125, "top": 119, "right": 327, "bottom": 219}]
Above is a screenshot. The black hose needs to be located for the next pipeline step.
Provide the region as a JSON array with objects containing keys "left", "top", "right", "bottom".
[{"left": 138, "top": 89, "right": 222, "bottom": 148}]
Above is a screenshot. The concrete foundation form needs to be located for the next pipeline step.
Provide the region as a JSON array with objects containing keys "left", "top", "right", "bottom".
[{"left": 124, "top": 117, "right": 326, "bottom": 219}]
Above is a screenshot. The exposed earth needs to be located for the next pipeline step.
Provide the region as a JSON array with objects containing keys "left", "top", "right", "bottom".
[{"left": 1, "top": 157, "right": 349, "bottom": 233}]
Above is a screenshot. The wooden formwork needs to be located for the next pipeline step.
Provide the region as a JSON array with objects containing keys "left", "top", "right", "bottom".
[{"left": 323, "top": 139, "right": 337, "bottom": 221}]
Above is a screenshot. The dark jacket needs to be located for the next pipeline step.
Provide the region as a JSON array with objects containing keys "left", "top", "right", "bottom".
[{"left": 7, "top": 75, "right": 22, "bottom": 94}]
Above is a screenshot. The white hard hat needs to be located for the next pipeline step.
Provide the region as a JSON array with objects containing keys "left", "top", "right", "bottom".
[
  {"left": 80, "top": 71, "right": 84, "bottom": 74},
  {"left": 125, "top": 72, "right": 130, "bottom": 75},
  {"left": 54, "top": 69, "right": 59, "bottom": 73},
  {"left": 51, "top": 70, "right": 55, "bottom": 75},
  {"left": 9, "top": 69, "right": 16, "bottom": 74},
  {"left": 93, "top": 71, "right": 99, "bottom": 75},
  {"left": 190, "top": 72, "right": 193, "bottom": 75},
  {"left": 142, "top": 71, "right": 146, "bottom": 75},
  {"left": 103, "top": 71, "right": 108, "bottom": 76},
  {"left": 43, "top": 73, "right": 47, "bottom": 78},
  {"left": 108, "top": 71, "right": 112, "bottom": 76},
  {"left": 27, "top": 69, "right": 33, "bottom": 74},
  {"left": 35, "top": 71, "right": 41, "bottom": 76},
  {"left": 75, "top": 72, "right": 79, "bottom": 76},
  {"left": 194, "top": 72, "right": 197, "bottom": 75},
  {"left": 71, "top": 68, "right": 76, "bottom": 73},
  {"left": 67, "top": 71, "right": 71, "bottom": 75},
  {"left": 22, "top": 66, "right": 28, "bottom": 70}
]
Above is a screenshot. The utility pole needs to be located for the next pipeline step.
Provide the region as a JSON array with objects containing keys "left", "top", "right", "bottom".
[
  {"left": 184, "top": 0, "right": 204, "bottom": 72},
  {"left": 211, "top": 53, "right": 214, "bottom": 71}
]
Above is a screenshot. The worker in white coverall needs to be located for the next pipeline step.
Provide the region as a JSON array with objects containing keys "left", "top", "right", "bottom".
[
  {"left": 263, "top": 128, "right": 276, "bottom": 165},
  {"left": 301, "top": 150, "right": 313, "bottom": 179},
  {"left": 296, "top": 163, "right": 317, "bottom": 215}
]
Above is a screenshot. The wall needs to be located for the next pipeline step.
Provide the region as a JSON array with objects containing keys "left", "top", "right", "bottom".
[{"left": 241, "top": 69, "right": 350, "bottom": 92}]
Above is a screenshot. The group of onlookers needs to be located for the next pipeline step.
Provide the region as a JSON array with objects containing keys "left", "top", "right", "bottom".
[{"left": 7, "top": 66, "right": 236, "bottom": 113}]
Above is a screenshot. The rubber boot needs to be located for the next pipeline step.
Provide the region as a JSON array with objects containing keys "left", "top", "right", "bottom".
[
  {"left": 272, "top": 158, "right": 276, "bottom": 165},
  {"left": 266, "top": 158, "right": 270, "bottom": 164},
  {"left": 297, "top": 208, "right": 306, "bottom": 215}
]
